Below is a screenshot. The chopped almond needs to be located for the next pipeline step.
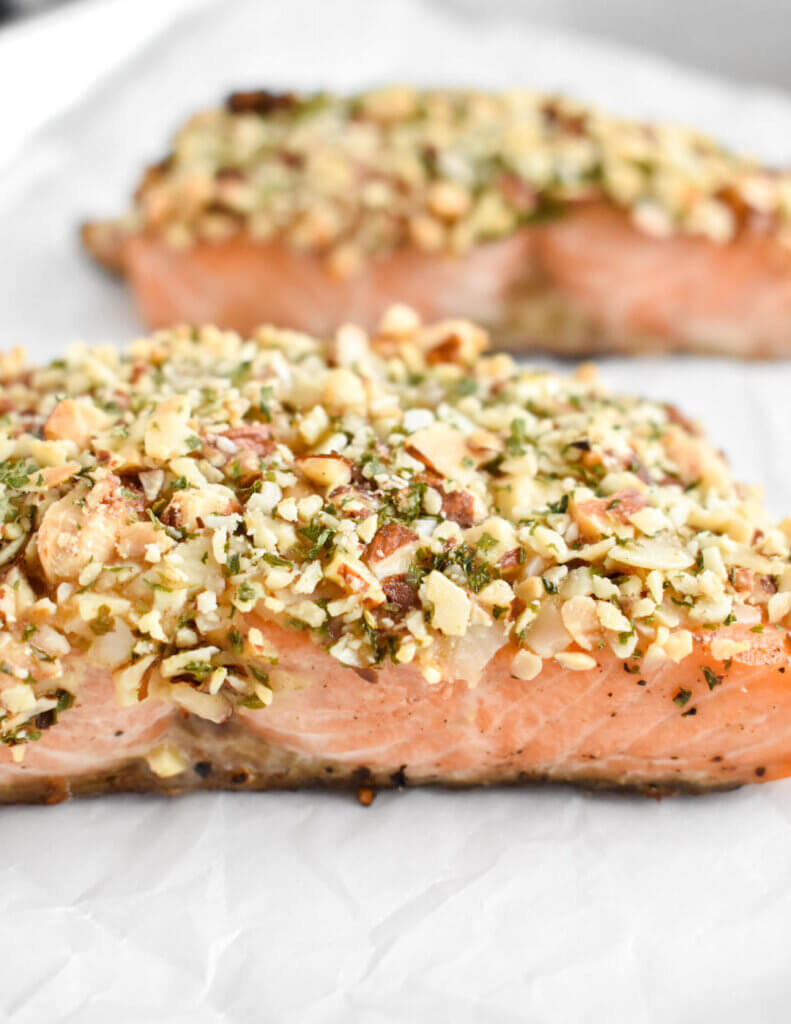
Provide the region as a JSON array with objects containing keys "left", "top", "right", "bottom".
[
  {"left": 421, "top": 570, "right": 471, "bottom": 637},
  {"left": 44, "top": 398, "right": 111, "bottom": 447},
  {"left": 365, "top": 523, "right": 417, "bottom": 563},
  {"left": 407, "top": 423, "right": 474, "bottom": 484},
  {"left": 296, "top": 454, "right": 352, "bottom": 491}
]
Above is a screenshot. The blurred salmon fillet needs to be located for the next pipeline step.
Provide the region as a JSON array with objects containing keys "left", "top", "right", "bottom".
[
  {"left": 3, "top": 308, "right": 791, "bottom": 803},
  {"left": 84, "top": 87, "right": 791, "bottom": 356}
]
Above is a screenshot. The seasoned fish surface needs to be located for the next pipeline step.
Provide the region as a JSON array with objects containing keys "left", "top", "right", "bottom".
[
  {"left": 1, "top": 308, "right": 791, "bottom": 802},
  {"left": 85, "top": 87, "right": 791, "bottom": 356}
]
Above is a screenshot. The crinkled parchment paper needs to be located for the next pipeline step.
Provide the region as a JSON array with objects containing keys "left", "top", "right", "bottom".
[{"left": 2, "top": 2, "right": 791, "bottom": 1020}]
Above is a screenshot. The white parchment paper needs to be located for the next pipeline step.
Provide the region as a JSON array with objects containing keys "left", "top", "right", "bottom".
[{"left": 2, "top": 2, "right": 791, "bottom": 1020}]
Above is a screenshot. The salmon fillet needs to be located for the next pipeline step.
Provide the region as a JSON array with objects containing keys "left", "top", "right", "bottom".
[
  {"left": 2, "top": 308, "right": 791, "bottom": 803},
  {"left": 83, "top": 86, "right": 791, "bottom": 356}
]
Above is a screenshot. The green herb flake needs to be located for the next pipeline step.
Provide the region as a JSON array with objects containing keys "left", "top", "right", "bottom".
[
  {"left": 180, "top": 661, "right": 213, "bottom": 681},
  {"left": 258, "top": 386, "right": 274, "bottom": 421},
  {"left": 240, "top": 694, "right": 268, "bottom": 710},
  {"left": 505, "top": 418, "right": 528, "bottom": 456},
  {"left": 263, "top": 552, "right": 291, "bottom": 567},
  {"left": 89, "top": 604, "right": 115, "bottom": 636},
  {"left": 56, "top": 689, "right": 75, "bottom": 713},
  {"left": 547, "top": 494, "right": 569, "bottom": 514}
]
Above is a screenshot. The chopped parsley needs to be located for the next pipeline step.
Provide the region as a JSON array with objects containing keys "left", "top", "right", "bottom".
[
  {"left": 262, "top": 552, "right": 291, "bottom": 567},
  {"left": 89, "top": 605, "right": 115, "bottom": 636},
  {"left": 299, "top": 518, "right": 336, "bottom": 560},
  {"left": 237, "top": 581, "right": 257, "bottom": 603},
  {"left": 505, "top": 418, "right": 528, "bottom": 456}
]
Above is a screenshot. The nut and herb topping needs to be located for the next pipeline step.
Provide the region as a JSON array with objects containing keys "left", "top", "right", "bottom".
[
  {"left": 1, "top": 306, "right": 789, "bottom": 745},
  {"left": 102, "top": 86, "right": 791, "bottom": 266}
]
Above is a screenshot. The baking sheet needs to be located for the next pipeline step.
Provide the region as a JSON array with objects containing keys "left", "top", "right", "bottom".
[{"left": 2, "top": 1, "right": 791, "bottom": 1020}]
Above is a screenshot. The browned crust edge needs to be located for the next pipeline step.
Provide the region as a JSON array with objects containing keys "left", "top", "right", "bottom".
[
  {"left": 0, "top": 704, "right": 748, "bottom": 806},
  {"left": 0, "top": 757, "right": 741, "bottom": 806}
]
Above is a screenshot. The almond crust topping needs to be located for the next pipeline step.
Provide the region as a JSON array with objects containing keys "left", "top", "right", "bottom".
[
  {"left": 0, "top": 306, "right": 789, "bottom": 744},
  {"left": 85, "top": 86, "right": 791, "bottom": 274}
]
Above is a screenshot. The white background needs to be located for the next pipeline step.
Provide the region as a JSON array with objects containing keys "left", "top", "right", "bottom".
[
  {"left": 2, "top": 1, "right": 791, "bottom": 1020},
  {"left": 439, "top": 0, "right": 791, "bottom": 92}
]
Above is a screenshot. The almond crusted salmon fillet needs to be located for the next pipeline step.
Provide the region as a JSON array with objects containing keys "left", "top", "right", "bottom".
[
  {"left": 3, "top": 307, "right": 791, "bottom": 804},
  {"left": 84, "top": 87, "right": 791, "bottom": 356}
]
